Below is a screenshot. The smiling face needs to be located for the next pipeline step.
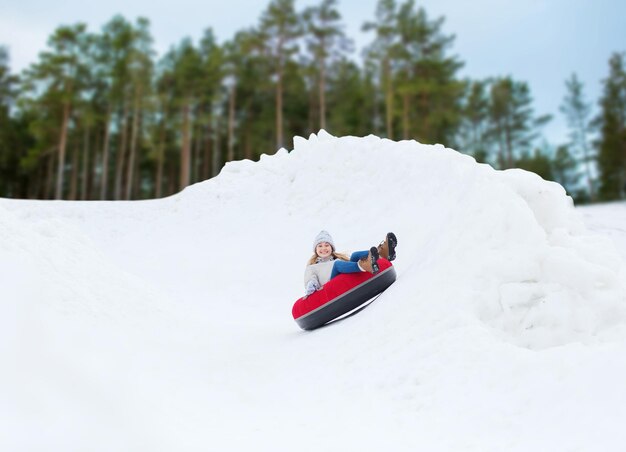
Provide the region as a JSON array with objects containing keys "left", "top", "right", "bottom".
[{"left": 315, "top": 242, "right": 333, "bottom": 259}]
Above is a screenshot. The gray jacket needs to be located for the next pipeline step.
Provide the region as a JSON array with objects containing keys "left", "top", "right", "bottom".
[{"left": 303, "top": 258, "right": 335, "bottom": 288}]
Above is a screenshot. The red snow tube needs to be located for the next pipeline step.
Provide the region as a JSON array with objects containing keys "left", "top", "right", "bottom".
[{"left": 292, "top": 258, "right": 396, "bottom": 330}]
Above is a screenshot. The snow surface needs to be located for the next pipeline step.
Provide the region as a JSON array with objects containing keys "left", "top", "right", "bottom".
[{"left": 3, "top": 131, "right": 626, "bottom": 451}]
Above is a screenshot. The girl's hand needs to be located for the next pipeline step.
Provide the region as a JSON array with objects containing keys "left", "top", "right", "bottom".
[{"left": 304, "top": 276, "right": 321, "bottom": 297}]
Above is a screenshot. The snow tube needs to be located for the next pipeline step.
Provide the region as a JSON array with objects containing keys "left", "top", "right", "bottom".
[{"left": 292, "top": 258, "right": 396, "bottom": 330}]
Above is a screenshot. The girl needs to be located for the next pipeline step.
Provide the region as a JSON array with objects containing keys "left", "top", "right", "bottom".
[{"left": 303, "top": 230, "right": 397, "bottom": 297}]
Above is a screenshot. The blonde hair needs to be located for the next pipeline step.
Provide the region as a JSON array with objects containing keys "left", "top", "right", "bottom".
[{"left": 307, "top": 251, "right": 351, "bottom": 265}]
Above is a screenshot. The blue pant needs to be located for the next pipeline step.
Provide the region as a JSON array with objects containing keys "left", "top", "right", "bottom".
[{"left": 330, "top": 250, "right": 369, "bottom": 280}]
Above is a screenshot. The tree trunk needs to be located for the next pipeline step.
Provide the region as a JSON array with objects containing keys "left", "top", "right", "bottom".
[
  {"left": 577, "top": 116, "right": 595, "bottom": 201},
  {"left": 228, "top": 85, "right": 236, "bottom": 162},
  {"left": 276, "top": 35, "right": 285, "bottom": 150},
  {"left": 69, "top": 139, "right": 79, "bottom": 200},
  {"left": 180, "top": 100, "right": 192, "bottom": 190},
  {"left": 168, "top": 162, "right": 176, "bottom": 196},
  {"left": 36, "top": 164, "right": 46, "bottom": 198},
  {"left": 203, "top": 118, "right": 212, "bottom": 180},
  {"left": 402, "top": 93, "right": 410, "bottom": 140},
  {"left": 276, "top": 66, "right": 284, "bottom": 150},
  {"left": 583, "top": 145, "right": 595, "bottom": 201},
  {"left": 319, "top": 53, "right": 326, "bottom": 131},
  {"left": 496, "top": 119, "right": 506, "bottom": 169},
  {"left": 114, "top": 100, "right": 130, "bottom": 200},
  {"left": 384, "top": 57, "right": 393, "bottom": 140},
  {"left": 212, "top": 115, "right": 221, "bottom": 177},
  {"left": 100, "top": 106, "right": 112, "bottom": 200},
  {"left": 244, "top": 117, "right": 252, "bottom": 160},
  {"left": 126, "top": 85, "right": 142, "bottom": 200},
  {"left": 90, "top": 126, "right": 102, "bottom": 200},
  {"left": 307, "top": 79, "right": 316, "bottom": 135},
  {"left": 155, "top": 118, "right": 166, "bottom": 198},
  {"left": 46, "top": 150, "right": 55, "bottom": 199},
  {"left": 81, "top": 125, "right": 90, "bottom": 200},
  {"left": 55, "top": 101, "right": 71, "bottom": 199},
  {"left": 620, "top": 127, "right": 626, "bottom": 199},
  {"left": 419, "top": 91, "right": 431, "bottom": 143},
  {"left": 29, "top": 165, "right": 40, "bottom": 198},
  {"left": 193, "top": 113, "right": 203, "bottom": 182},
  {"left": 133, "top": 159, "right": 141, "bottom": 200},
  {"left": 506, "top": 123, "right": 513, "bottom": 169}
]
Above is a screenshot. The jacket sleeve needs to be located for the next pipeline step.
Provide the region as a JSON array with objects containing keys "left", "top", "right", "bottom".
[{"left": 303, "top": 264, "right": 316, "bottom": 288}]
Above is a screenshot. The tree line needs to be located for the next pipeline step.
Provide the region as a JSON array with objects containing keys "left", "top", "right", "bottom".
[{"left": 0, "top": 0, "right": 624, "bottom": 202}]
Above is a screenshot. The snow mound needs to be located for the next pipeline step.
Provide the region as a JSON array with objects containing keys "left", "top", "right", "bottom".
[
  {"left": 0, "top": 200, "right": 167, "bottom": 323},
  {"left": 3, "top": 132, "right": 625, "bottom": 350},
  {"left": 181, "top": 130, "right": 626, "bottom": 349}
]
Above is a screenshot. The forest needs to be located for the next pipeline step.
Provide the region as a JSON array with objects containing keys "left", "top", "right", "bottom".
[{"left": 0, "top": 0, "right": 624, "bottom": 202}]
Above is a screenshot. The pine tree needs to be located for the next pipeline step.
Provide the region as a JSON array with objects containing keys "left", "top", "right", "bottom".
[
  {"left": 595, "top": 52, "right": 626, "bottom": 200},
  {"left": 71, "top": 39, "right": 100, "bottom": 201},
  {"left": 258, "top": 0, "right": 301, "bottom": 149},
  {"left": 0, "top": 47, "right": 22, "bottom": 196},
  {"left": 363, "top": 0, "right": 398, "bottom": 139},
  {"left": 0, "top": 47, "right": 15, "bottom": 110},
  {"left": 224, "top": 30, "right": 274, "bottom": 162},
  {"left": 363, "top": 1, "right": 463, "bottom": 143},
  {"left": 153, "top": 51, "right": 179, "bottom": 197},
  {"left": 124, "top": 18, "right": 154, "bottom": 200},
  {"left": 302, "top": 0, "right": 352, "bottom": 132},
  {"left": 487, "top": 77, "right": 551, "bottom": 169},
  {"left": 551, "top": 144, "right": 580, "bottom": 197},
  {"left": 458, "top": 80, "right": 490, "bottom": 162},
  {"left": 326, "top": 58, "right": 374, "bottom": 136},
  {"left": 18, "top": 78, "right": 60, "bottom": 199},
  {"left": 98, "top": 16, "right": 140, "bottom": 200},
  {"left": 515, "top": 148, "right": 553, "bottom": 181},
  {"left": 393, "top": 1, "right": 463, "bottom": 143},
  {"left": 22, "top": 24, "right": 92, "bottom": 199},
  {"left": 282, "top": 58, "right": 310, "bottom": 141},
  {"left": 560, "top": 73, "right": 595, "bottom": 200},
  {"left": 197, "top": 29, "right": 224, "bottom": 178},
  {"left": 172, "top": 38, "right": 203, "bottom": 190},
  {"left": 92, "top": 24, "right": 113, "bottom": 199}
]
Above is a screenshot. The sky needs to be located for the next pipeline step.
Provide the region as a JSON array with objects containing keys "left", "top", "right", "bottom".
[{"left": 0, "top": 0, "right": 625, "bottom": 146}]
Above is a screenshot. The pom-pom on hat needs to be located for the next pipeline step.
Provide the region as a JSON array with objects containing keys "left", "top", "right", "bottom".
[{"left": 313, "top": 230, "right": 335, "bottom": 251}]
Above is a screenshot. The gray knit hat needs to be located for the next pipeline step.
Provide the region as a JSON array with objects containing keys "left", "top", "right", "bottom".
[{"left": 313, "top": 230, "right": 335, "bottom": 251}]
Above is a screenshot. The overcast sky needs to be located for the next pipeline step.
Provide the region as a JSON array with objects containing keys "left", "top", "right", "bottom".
[{"left": 1, "top": 0, "right": 625, "bottom": 146}]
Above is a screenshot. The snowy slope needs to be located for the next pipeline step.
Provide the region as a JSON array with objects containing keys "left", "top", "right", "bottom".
[
  {"left": 579, "top": 202, "right": 626, "bottom": 262},
  {"left": 3, "top": 131, "right": 626, "bottom": 451}
]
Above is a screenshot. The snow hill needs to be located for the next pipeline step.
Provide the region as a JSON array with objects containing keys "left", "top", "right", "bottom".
[{"left": 3, "top": 131, "right": 626, "bottom": 451}]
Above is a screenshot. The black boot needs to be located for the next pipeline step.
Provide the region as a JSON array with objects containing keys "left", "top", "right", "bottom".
[
  {"left": 358, "top": 246, "right": 380, "bottom": 274},
  {"left": 377, "top": 232, "right": 397, "bottom": 261}
]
